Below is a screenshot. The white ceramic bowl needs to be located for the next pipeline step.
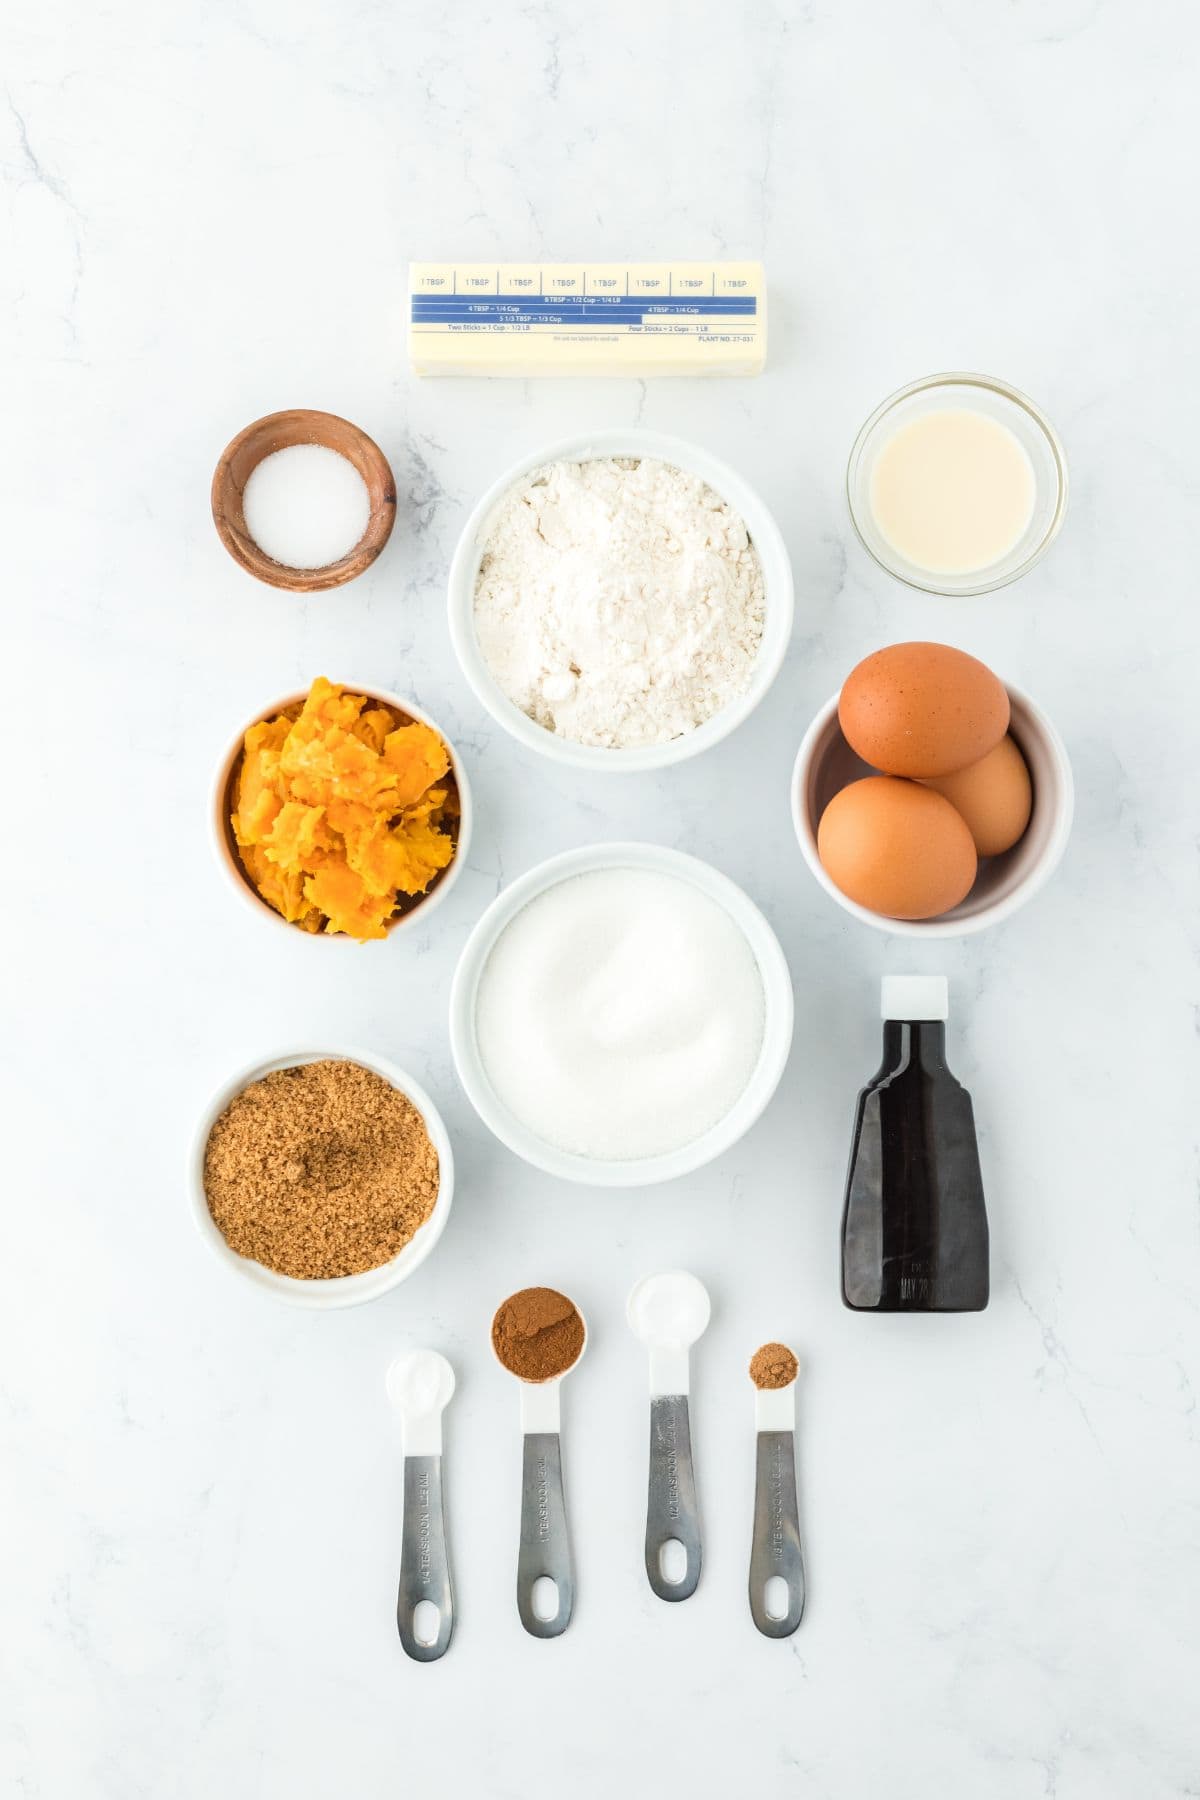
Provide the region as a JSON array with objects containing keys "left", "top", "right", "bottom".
[
  {"left": 791, "top": 681, "right": 1074, "bottom": 938},
  {"left": 211, "top": 685, "right": 472, "bottom": 938},
  {"left": 446, "top": 428, "right": 794, "bottom": 772},
  {"left": 449, "top": 842, "right": 794, "bottom": 1186},
  {"left": 189, "top": 1048, "right": 454, "bottom": 1307}
]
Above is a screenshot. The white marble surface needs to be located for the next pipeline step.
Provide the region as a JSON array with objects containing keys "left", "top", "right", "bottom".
[{"left": 4, "top": 1, "right": 1199, "bottom": 1794}]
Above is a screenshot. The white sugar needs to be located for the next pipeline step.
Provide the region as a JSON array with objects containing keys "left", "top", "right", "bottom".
[
  {"left": 242, "top": 443, "right": 371, "bottom": 570},
  {"left": 475, "top": 868, "right": 765, "bottom": 1161}
]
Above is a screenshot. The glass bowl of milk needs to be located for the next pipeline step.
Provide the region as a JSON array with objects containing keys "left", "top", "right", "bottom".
[{"left": 846, "top": 373, "right": 1068, "bottom": 596}]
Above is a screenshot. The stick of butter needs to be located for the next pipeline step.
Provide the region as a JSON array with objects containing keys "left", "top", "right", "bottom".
[{"left": 409, "top": 262, "right": 766, "bottom": 378}]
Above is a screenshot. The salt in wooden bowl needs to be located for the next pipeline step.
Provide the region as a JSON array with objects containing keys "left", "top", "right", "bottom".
[{"left": 211, "top": 408, "right": 396, "bottom": 592}]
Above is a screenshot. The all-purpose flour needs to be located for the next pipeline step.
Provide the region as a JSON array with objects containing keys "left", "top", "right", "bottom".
[{"left": 473, "top": 457, "right": 766, "bottom": 748}]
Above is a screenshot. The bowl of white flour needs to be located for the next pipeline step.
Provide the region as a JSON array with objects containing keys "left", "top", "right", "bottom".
[{"left": 447, "top": 429, "right": 794, "bottom": 770}]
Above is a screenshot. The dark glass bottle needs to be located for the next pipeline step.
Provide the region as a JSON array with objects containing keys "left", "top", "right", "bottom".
[{"left": 841, "top": 978, "right": 989, "bottom": 1313}]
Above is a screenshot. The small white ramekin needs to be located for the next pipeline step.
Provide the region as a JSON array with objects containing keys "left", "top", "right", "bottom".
[
  {"left": 211, "top": 685, "right": 472, "bottom": 938},
  {"left": 188, "top": 1048, "right": 454, "bottom": 1307},
  {"left": 446, "top": 428, "right": 794, "bottom": 772},
  {"left": 449, "top": 842, "right": 795, "bottom": 1186},
  {"left": 791, "top": 681, "right": 1074, "bottom": 939}
]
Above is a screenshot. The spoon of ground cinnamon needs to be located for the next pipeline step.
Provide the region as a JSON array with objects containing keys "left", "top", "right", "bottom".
[
  {"left": 491, "top": 1287, "right": 587, "bottom": 1640},
  {"left": 491, "top": 1286, "right": 586, "bottom": 1383}
]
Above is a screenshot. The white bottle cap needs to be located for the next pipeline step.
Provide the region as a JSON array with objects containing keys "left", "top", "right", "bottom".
[{"left": 881, "top": 976, "right": 948, "bottom": 1021}]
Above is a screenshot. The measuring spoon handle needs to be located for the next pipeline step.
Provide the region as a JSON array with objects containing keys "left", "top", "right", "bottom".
[
  {"left": 397, "top": 1453, "right": 453, "bottom": 1661},
  {"left": 645, "top": 1393, "right": 702, "bottom": 1600},
  {"left": 749, "top": 1429, "right": 805, "bottom": 1637},
  {"left": 518, "top": 1431, "right": 574, "bottom": 1637}
]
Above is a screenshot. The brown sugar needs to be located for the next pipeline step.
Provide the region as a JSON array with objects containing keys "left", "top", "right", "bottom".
[
  {"left": 749, "top": 1342, "right": 798, "bottom": 1390},
  {"left": 492, "top": 1287, "right": 585, "bottom": 1382},
  {"left": 203, "top": 1059, "right": 439, "bottom": 1279}
]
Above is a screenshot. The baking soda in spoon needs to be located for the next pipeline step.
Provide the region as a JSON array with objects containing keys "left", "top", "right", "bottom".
[
  {"left": 387, "top": 1349, "right": 456, "bottom": 1662},
  {"left": 242, "top": 443, "right": 370, "bottom": 569},
  {"left": 627, "top": 1271, "right": 711, "bottom": 1600}
]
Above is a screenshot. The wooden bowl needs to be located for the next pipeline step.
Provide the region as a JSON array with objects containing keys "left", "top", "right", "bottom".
[{"left": 211, "top": 409, "right": 396, "bottom": 592}]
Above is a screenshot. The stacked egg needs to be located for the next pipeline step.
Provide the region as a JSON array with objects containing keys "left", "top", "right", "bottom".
[{"left": 817, "top": 643, "right": 1032, "bottom": 921}]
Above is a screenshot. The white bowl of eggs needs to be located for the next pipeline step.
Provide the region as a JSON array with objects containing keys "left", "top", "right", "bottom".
[{"left": 792, "top": 642, "right": 1074, "bottom": 939}]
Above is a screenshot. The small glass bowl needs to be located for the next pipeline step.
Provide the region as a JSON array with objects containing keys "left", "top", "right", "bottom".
[{"left": 846, "top": 373, "right": 1068, "bottom": 597}]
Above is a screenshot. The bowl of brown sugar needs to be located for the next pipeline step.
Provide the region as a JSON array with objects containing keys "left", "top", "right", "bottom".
[{"left": 189, "top": 1049, "right": 454, "bottom": 1307}]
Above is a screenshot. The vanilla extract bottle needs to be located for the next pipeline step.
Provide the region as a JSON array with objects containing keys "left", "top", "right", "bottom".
[{"left": 841, "top": 977, "right": 989, "bottom": 1313}]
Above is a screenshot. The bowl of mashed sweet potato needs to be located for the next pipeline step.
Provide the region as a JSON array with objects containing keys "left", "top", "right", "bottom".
[{"left": 212, "top": 677, "right": 472, "bottom": 941}]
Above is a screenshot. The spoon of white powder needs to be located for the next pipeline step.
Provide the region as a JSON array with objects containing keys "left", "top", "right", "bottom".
[{"left": 473, "top": 866, "right": 765, "bottom": 1160}]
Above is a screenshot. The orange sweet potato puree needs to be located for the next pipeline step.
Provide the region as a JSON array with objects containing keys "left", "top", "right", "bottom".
[{"left": 232, "top": 678, "right": 457, "bottom": 940}]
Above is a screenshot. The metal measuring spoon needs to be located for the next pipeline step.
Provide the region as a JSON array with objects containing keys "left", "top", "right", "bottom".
[
  {"left": 626, "top": 1271, "right": 711, "bottom": 1601},
  {"left": 748, "top": 1346, "right": 805, "bottom": 1637},
  {"left": 491, "top": 1289, "right": 588, "bottom": 1639},
  {"left": 386, "top": 1349, "right": 456, "bottom": 1662}
]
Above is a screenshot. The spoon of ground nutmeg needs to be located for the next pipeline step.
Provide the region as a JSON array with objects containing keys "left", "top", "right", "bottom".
[
  {"left": 748, "top": 1342, "right": 805, "bottom": 1640},
  {"left": 491, "top": 1286, "right": 587, "bottom": 1640}
]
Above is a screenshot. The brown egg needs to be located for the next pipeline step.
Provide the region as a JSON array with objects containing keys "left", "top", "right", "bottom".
[
  {"left": 919, "top": 733, "right": 1032, "bottom": 857},
  {"left": 839, "top": 642, "right": 1010, "bottom": 777},
  {"left": 817, "top": 777, "right": 978, "bottom": 920}
]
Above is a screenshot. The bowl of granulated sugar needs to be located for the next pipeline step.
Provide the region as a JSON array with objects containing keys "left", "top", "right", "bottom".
[
  {"left": 450, "top": 842, "right": 794, "bottom": 1186},
  {"left": 189, "top": 1048, "right": 454, "bottom": 1307},
  {"left": 447, "top": 428, "right": 794, "bottom": 771}
]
